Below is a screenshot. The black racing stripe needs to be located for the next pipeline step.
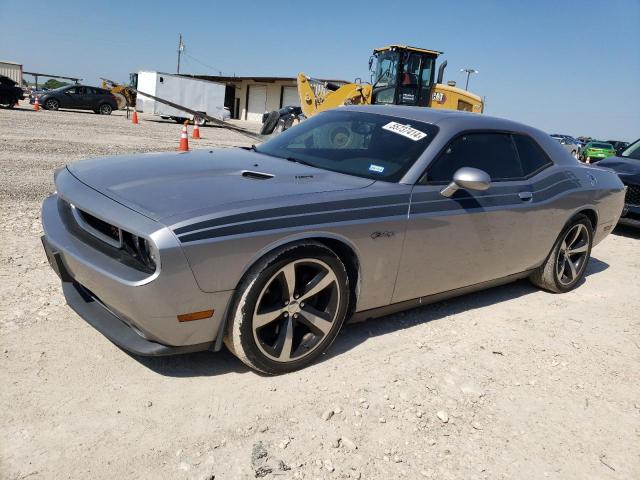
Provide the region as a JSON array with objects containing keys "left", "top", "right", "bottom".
[
  {"left": 179, "top": 204, "right": 408, "bottom": 243},
  {"left": 410, "top": 172, "right": 569, "bottom": 203},
  {"left": 173, "top": 194, "right": 410, "bottom": 235},
  {"left": 535, "top": 179, "right": 582, "bottom": 202},
  {"left": 531, "top": 171, "right": 571, "bottom": 190},
  {"left": 410, "top": 178, "right": 581, "bottom": 215},
  {"left": 410, "top": 194, "right": 519, "bottom": 214}
]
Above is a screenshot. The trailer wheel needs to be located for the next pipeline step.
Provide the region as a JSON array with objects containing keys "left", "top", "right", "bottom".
[{"left": 194, "top": 114, "right": 207, "bottom": 126}]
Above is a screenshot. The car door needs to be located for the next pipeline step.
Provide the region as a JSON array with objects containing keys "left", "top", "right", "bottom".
[
  {"left": 60, "top": 86, "right": 83, "bottom": 109},
  {"left": 76, "top": 86, "right": 95, "bottom": 109},
  {"left": 392, "top": 131, "right": 553, "bottom": 303}
]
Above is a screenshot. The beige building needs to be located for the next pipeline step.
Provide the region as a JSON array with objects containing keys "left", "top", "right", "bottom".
[{"left": 187, "top": 75, "right": 344, "bottom": 122}]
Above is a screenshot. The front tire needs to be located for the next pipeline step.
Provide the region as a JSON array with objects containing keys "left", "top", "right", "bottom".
[
  {"left": 225, "top": 241, "right": 350, "bottom": 374},
  {"left": 44, "top": 98, "right": 59, "bottom": 111},
  {"left": 529, "top": 214, "right": 593, "bottom": 293}
]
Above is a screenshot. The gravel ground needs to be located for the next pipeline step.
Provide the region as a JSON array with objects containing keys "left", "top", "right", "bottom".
[{"left": 1, "top": 103, "right": 639, "bottom": 480}]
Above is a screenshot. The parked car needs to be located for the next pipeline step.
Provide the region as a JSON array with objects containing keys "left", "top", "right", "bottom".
[
  {"left": 579, "top": 141, "right": 616, "bottom": 163},
  {"left": 41, "top": 106, "right": 625, "bottom": 373},
  {"left": 606, "top": 140, "right": 630, "bottom": 156},
  {"left": 35, "top": 85, "right": 118, "bottom": 114},
  {"left": 28, "top": 88, "right": 48, "bottom": 101},
  {"left": 551, "top": 134, "right": 581, "bottom": 158},
  {"left": 0, "top": 75, "right": 24, "bottom": 107},
  {"left": 599, "top": 138, "right": 640, "bottom": 227}
]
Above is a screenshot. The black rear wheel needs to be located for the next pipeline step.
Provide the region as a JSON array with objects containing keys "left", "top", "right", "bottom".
[
  {"left": 99, "top": 103, "right": 113, "bottom": 115},
  {"left": 529, "top": 214, "right": 593, "bottom": 293}
]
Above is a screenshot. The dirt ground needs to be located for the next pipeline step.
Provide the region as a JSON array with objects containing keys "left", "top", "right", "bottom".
[{"left": 1, "top": 103, "right": 639, "bottom": 480}]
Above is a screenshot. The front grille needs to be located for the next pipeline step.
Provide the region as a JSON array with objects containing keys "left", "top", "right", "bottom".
[
  {"left": 624, "top": 183, "right": 640, "bottom": 206},
  {"left": 66, "top": 202, "right": 156, "bottom": 274},
  {"left": 79, "top": 210, "right": 120, "bottom": 242},
  {"left": 71, "top": 206, "right": 122, "bottom": 248}
]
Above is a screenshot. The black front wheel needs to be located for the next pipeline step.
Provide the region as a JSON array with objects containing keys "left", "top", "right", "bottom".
[
  {"left": 44, "top": 98, "right": 59, "bottom": 111},
  {"left": 225, "top": 241, "right": 350, "bottom": 374}
]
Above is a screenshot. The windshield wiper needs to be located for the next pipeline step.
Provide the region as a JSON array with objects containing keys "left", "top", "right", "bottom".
[
  {"left": 285, "top": 156, "right": 315, "bottom": 167},
  {"left": 239, "top": 144, "right": 259, "bottom": 151}
]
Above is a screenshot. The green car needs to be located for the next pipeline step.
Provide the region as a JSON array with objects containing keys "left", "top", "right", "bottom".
[{"left": 580, "top": 142, "right": 616, "bottom": 163}]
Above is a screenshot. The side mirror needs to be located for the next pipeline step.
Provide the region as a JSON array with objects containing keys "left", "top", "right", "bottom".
[
  {"left": 368, "top": 56, "right": 374, "bottom": 72},
  {"left": 440, "top": 167, "right": 491, "bottom": 198}
]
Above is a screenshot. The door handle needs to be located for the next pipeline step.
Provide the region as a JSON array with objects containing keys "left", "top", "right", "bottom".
[{"left": 518, "top": 192, "right": 533, "bottom": 201}]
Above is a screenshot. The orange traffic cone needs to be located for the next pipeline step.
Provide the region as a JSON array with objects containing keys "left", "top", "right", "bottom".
[
  {"left": 192, "top": 121, "right": 201, "bottom": 139},
  {"left": 178, "top": 122, "right": 189, "bottom": 152},
  {"left": 33, "top": 96, "right": 40, "bottom": 111},
  {"left": 132, "top": 110, "right": 139, "bottom": 124}
]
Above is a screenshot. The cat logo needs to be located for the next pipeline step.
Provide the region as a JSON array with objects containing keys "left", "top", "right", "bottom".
[{"left": 431, "top": 91, "right": 447, "bottom": 104}]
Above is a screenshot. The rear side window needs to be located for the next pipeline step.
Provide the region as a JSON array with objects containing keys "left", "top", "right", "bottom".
[
  {"left": 512, "top": 135, "right": 552, "bottom": 175},
  {"left": 428, "top": 132, "right": 522, "bottom": 182}
]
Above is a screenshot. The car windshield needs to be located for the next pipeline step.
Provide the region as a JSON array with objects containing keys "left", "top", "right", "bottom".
[
  {"left": 621, "top": 138, "right": 640, "bottom": 160},
  {"left": 590, "top": 142, "right": 613, "bottom": 149},
  {"left": 255, "top": 110, "right": 438, "bottom": 182}
]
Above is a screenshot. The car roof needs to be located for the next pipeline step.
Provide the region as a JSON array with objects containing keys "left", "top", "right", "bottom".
[{"left": 340, "top": 104, "right": 541, "bottom": 135}]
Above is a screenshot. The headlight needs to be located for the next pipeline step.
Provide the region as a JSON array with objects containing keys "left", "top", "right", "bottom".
[{"left": 122, "top": 231, "right": 158, "bottom": 272}]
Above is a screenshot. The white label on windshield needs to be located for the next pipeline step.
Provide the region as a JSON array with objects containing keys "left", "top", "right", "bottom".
[{"left": 382, "top": 122, "right": 427, "bottom": 141}]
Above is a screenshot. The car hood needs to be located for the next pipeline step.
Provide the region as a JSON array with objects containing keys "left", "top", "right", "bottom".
[
  {"left": 67, "top": 148, "right": 375, "bottom": 221},
  {"left": 597, "top": 157, "right": 640, "bottom": 184}
]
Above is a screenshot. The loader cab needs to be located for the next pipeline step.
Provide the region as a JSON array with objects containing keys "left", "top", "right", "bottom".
[{"left": 370, "top": 45, "right": 441, "bottom": 107}]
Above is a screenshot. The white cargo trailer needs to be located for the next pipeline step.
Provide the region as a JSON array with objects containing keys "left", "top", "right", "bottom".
[
  {"left": 136, "top": 71, "right": 227, "bottom": 124},
  {"left": 0, "top": 61, "right": 23, "bottom": 85}
]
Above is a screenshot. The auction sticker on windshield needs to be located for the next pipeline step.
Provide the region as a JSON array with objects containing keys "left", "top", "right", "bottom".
[{"left": 382, "top": 122, "right": 427, "bottom": 141}]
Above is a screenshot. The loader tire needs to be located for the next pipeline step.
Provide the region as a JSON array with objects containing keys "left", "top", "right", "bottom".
[{"left": 260, "top": 110, "right": 280, "bottom": 135}]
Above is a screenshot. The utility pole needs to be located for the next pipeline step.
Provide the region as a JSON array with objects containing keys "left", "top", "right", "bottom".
[
  {"left": 460, "top": 68, "right": 478, "bottom": 90},
  {"left": 177, "top": 34, "right": 185, "bottom": 73}
]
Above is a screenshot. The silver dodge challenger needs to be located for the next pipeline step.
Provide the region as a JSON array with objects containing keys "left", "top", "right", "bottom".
[{"left": 41, "top": 106, "right": 625, "bottom": 374}]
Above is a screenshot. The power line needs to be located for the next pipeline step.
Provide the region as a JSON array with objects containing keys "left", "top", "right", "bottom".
[{"left": 182, "top": 52, "right": 227, "bottom": 76}]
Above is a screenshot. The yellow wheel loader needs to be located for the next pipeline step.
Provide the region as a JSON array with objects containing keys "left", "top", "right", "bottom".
[
  {"left": 261, "top": 45, "right": 483, "bottom": 134},
  {"left": 100, "top": 76, "right": 137, "bottom": 110}
]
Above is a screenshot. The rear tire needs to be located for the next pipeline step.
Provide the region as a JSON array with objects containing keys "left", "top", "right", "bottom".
[
  {"left": 99, "top": 103, "right": 113, "bottom": 115},
  {"left": 529, "top": 214, "right": 593, "bottom": 293},
  {"left": 225, "top": 241, "right": 349, "bottom": 374}
]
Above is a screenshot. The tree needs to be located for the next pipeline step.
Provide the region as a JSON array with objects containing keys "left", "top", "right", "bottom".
[{"left": 42, "top": 79, "right": 70, "bottom": 89}]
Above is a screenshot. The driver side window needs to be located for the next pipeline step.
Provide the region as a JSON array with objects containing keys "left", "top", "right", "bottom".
[{"left": 427, "top": 132, "right": 523, "bottom": 182}]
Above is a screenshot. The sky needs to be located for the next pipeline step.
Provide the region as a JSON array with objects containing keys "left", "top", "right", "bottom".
[{"left": 1, "top": 0, "right": 638, "bottom": 141}]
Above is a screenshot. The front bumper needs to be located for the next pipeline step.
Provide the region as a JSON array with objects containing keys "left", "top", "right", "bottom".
[{"left": 41, "top": 183, "right": 234, "bottom": 355}]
